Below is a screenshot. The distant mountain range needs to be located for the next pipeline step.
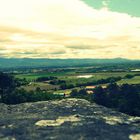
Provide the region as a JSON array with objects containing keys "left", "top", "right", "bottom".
[{"left": 0, "top": 58, "right": 139, "bottom": 69}]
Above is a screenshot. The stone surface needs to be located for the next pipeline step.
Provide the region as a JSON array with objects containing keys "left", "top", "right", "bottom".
[{"left": 0, "top": 98, "right": 140, "bottom": 140}]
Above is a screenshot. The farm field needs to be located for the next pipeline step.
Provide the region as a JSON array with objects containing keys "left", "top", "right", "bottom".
[
  {"left": 20, "top": 82, "right": 59, "bottom": 91},
  {"left": 15, "top": 71, "right": 70, "bottom": 80},
  {"left": 15, "top": 71, "right": 140, "bottom": 81},
  {"left": 60, "top": 72, "right": 139, "bottom": 85},
  {"left": 16, "top": 68, "right": 140, "bottom": 94},
  {"left": 117, "top": 76, "right": 140, "bottom": 85}
]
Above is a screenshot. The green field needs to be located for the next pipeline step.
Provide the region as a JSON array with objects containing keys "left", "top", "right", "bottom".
[
  {"left": 15, "top": 71, "right": 71, "bottom": 80},
  {"left": 15, "top": 70, "right": 140, "bottom": 93},
  {"left": 15, "top": 71, "right": 139, "bottom": 81},
  {"left": 20, "top": 82, "right": 59, "bottom": 91},
  {"left": 117, "top": 76, "right": 140, "bottom": 85}
]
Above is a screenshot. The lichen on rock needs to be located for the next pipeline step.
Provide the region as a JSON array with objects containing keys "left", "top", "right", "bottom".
[
  {"left": 129, "top": 134, "right": 140, "bottom": 140},
  {"left": 0, "top": 98, "right": 140, "bottom": 140},
  {"left": 35, "top": 115, "right": 81, "bottom": 127}
]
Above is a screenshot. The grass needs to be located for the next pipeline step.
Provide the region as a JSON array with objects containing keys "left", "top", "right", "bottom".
[
  {"left": 15, "top": 71, "right": 140, "bottom": 84},
  {"left": 117, "top": 76, "right": 140, "bottom": 85},
  {"left": 15, "top": 71, "right": 72, "bottom": 80},
  {"left": 20, "top": 82, "right": 59, "bottom": 91},
  {"left": 59, "top": 72, "right": 140, "bottom": 85},
  {"left": 16, "top": 71, "right": 140, "bottom": 92}
]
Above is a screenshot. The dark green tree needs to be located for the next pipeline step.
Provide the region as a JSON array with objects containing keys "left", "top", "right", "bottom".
[
  {"left": 70, "top": 89, "right": 79, "bottom": 97},
  {"left": 93, "top": 86, "right": 108, "bottom": 106},
  {"left": 0, "top": 72, "right": 16, "bottom": 102}
]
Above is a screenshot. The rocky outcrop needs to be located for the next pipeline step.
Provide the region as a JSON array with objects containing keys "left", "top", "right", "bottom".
[{"left": 0, "top": 98, "right": 140, "bottom": 140}]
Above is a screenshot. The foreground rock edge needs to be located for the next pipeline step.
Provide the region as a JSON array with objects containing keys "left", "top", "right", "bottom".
[{"left": 0, "top": 98, "right": 140, "bottom": 140}]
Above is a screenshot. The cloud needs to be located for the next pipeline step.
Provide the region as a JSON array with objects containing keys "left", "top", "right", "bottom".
[
  {"left": 0, "top": 0, "right": 140, "bottom": 59},
  {"left": 102, "top": 0, "right": 110, "bottom": 10}
]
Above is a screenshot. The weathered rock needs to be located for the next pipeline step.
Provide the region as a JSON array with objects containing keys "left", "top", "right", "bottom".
[{"left": 0, "top": 98, "right": 140, "bottom": 140}]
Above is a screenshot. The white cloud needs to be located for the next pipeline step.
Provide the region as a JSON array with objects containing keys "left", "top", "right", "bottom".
[
  {"left": 102, "top": 0, "right": 110, "bottom": 10},
  {"left": 102, "top": 0, "right": 110, "bottom": 6},
  {"left": 0, "top": 0, "right": 140, "bottom": 59}
]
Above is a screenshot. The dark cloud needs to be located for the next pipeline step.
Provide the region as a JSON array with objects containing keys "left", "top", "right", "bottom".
[
  {"left": 66, "top": 45, "right": 116, "bottom": 50},
  {"left": 48, "top": 50, "right": 66, "bottom": 55},
  {"left": 67, "top": 45, "right": 93, "bottom": 50}
]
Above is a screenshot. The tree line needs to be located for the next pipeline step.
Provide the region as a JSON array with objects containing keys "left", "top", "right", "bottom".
[
  {"left": 50, "top": 76, "right": 125, "bottom": 90},
  {"left": 0, "top": 72, "right": 63, "bottom": 104},
  {"left": 70, "top": 83, "right": 140, "bottom": 116},
  {"left": 1, "top": 72, "right": 140, "bottom": 117}
]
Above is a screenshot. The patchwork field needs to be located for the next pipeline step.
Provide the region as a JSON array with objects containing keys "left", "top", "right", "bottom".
[
  {"left": 15, "top": 69, "right": 140, "bottom": 93},
  {"left": 16, "top": 71, "right": 140, "bottom": 81}
]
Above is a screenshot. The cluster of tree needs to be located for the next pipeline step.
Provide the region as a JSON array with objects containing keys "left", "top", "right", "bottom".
[
  {"left": 36, "top": 76, "right": 57, "bottom": 82},
  {"left": 0, "top": 72, "right": 63, "bottom": 104},
  {"left": 70, "top": 83, "right": 140, "bottom": 116},
  {"left": 49, "top": 79, "right": 66, "bottom": 85},
  {"left": 124, "top": 74, "right": 135, "bottom": 79},
  {"left": 86, "top": 76, "right": 122, "bottom": 86},
  {"left": 3, "top": 88, "right": 63, "bottom": 104},
  {"left": 57, "top": 76, "right": 122, "bottom": 90},
  {"left": 93, "top": 83, "right": 140, "bottom": 116},
  {"left": 60, "top": 83, "right": 75, "bottom": 90},
  {"left": 16, "top": 78, "right": 29, "bottom": 86},
  {"left": 49, "top": 79, "right": 76, "bottom": 89},
  {"left": 70, "top": 89, "right": 91, "bottom": 101},
  {"left": 134, "top": 73, "right": 140, "bottom": 76},
  {"left": 54, "top": 74, "right": 137, "bottom": 90},
  {"left": 49, "top": 74, "right": 138, "bottom": 90}
]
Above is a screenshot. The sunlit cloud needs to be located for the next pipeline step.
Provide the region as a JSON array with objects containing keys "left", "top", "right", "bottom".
[
  {"left": 102, "top": 0, "right": 110, "bottom": 10},
  {"left": 0, "top": 0, "right": 140, "bottom": 59}
]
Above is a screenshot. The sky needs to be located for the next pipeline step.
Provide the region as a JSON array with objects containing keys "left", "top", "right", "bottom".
[{"left": 0, "top": 0, "right": 140, "bottom": 59}]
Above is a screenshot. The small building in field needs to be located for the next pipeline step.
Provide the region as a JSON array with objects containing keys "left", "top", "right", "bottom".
[
  {"left": 85, "top": 85, "right": 107, "bottom": 94},
  {"left": 101, "top": 85, "right": 107, "bottom": 89},
  {"left": 87, "top": 90, "right": 94, "bottom": 94},
  {"left": 86, "top": 85, "right": 107, "bottom": 90},
  {"left": 86, "top": 86, "right": 96, "bottom": 90},
  {"left": 85, "top": 86, "right": 96, "bottom": 94}
]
